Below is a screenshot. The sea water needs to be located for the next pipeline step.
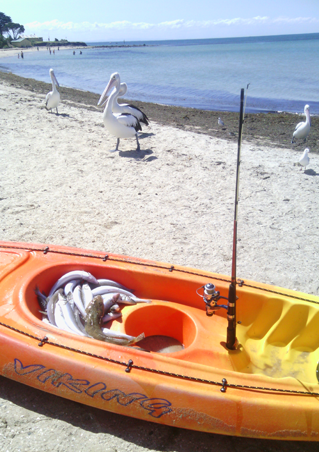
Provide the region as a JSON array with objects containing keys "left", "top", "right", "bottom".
[{"left": 1, "top": 33, "right": 319, "bottom": 114}]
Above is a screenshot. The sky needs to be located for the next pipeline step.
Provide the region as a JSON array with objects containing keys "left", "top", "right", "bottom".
[{"left": 1, "top": 0, "right": 319, "bottom": 42}]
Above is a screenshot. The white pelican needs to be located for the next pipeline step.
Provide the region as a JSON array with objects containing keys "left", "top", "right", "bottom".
[
  {"left": 98, "top": 73, "right": 142, "bottom": 152},
  {"left": 113, "top": 82, "right": 149, "bottom": 126},
  {"left": 45, "top": 68, "right": 60, "bottom": 114},
  {"left": 298, "top": 148, "right": 310, "bottom": 170},
  {"left": 292, "top": 104, "right": 311, "bottom": 143}
]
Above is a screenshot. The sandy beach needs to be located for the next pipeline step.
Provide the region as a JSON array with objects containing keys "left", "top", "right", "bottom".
[{"left": 0, "top": 67, "right": 319, "bottom": 451}]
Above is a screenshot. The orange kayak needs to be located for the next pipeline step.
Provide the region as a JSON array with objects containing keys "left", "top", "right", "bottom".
[{"left": 0, "top": 240, "right": 318, "bottom": 441}]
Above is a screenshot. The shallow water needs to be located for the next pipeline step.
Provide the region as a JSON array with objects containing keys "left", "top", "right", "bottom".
[{"left": 2, "top": 33, "right": 319, "bottom": 114}]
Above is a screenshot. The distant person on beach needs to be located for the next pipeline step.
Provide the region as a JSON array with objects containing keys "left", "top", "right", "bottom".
[
  {"left": 73, "top": 51, "right": 75, "bottom": 55},
  {"left": 21, "top": 51, "right": 24, "bottom": 59}
]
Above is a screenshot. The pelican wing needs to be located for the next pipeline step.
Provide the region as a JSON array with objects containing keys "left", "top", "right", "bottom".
[
  {"left": 294, "top": 121, "right": 304, "bottom": 132},
  {"left": 117, "top": 113, "right": 142, "bottom": 132},
  {"left": 45, "top": 92, "right": 51, "bottom": 106},
  {"left": 126, "top": 104, "right": 149, "bottom": 125}
]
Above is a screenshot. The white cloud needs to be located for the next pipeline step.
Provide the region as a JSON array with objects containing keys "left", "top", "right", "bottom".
[
  {"left": 273, "top": 16, "right": 319, "bottom": 24},
  {"left": 24, "top": 16, "right": 319, "bottom": 40},
  {"left": 25, "top": 15, "right": 319, "bottom": 32}
]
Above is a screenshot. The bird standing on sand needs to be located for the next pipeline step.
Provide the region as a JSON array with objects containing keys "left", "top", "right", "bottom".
[
  {"left": 98, "top": 72, "right": 143, "bottom": 152},
  {"left": 113, "top": 82, "right": 149, "bottom": 126},
  {"left": 292, "top": 104, "right": 311, "bottom": 143},
  {"left": 298, "top": 148, "right": 310, "bottom": 170},
  {"left": 218, "top": 117, "right": 224, "bottom": 126},
  {"left": 45, "top": 68, "right": 60, "bottom": 114}
]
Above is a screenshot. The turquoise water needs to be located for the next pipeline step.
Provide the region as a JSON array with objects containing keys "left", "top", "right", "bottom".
[{"left": 1, "top": 33, "right": 319, "bottom": 114}]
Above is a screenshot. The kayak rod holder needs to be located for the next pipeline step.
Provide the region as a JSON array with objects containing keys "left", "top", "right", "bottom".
[{"left": 197, "top": 283, "right": 228, "bottom": 316}]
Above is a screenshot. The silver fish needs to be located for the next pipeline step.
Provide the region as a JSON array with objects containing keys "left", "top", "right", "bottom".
[
  {"left": 102, "top": 312, "right": 122, "bottom": 323},
  {"left": 92, "top": 285, "right": 144, "bottom": 299},
  {"left": 58, "top": 293, "right": 87, "bottom": 336},
  {"left": 101, "top": 293, "right": 122, "bottom": 313},
  {"left": 48, "top": 270, "right": 99, "bottom": 297},
  {"left": 64, "top": 279, "right": 81, "bottom": 296},
  {"left": 101, "top": 327, "right": 145, "bottom": 343},
  {"left": 46, "top": 288, "right": 64, "bottom": 326},
  {"left": 73, "top": 305, "right": 89, "bottom": 336},
  {"left": 117, "top": 294, "right": 151, "bottom": 305},
  {"left": 97, "top": 278, "right": 132, "bottom": 292},
  {"left": 82, "top": 283, "right": 93, "bottom": 309},
  {"left": 72, "top": 285, "right": 86, "bottom": 317},
  {"left": 54, "top": 297, "right": 74, "bottom": 333}
]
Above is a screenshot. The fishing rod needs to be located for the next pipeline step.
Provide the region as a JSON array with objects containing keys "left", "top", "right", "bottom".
[
  {"left": 197, "top": 86, "right": 249, "bottom": 350},
  {"left": 226, "top": 86, "right": 249, "bottom": 350}
]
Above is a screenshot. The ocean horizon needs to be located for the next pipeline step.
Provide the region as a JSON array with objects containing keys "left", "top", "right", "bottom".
[{"left": 1, "top": 33, "right": 319, "bottom": 114}]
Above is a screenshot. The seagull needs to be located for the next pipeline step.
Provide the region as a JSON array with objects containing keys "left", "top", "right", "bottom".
[
  {"left": 292, "top": 104, "right": 311, "bottom": 143},
  {"left": 45, "top": 68, "right": 60, "bottom": 114},
  {"left": 218, "top": 117, "right": 224, "bottom": 126},
  {"left": 98, "top": 73, "right": 142, "bottom": 152},
  {"left": 113, "top": 82, "right": 149, "bottom": 126},
  {"left": 298, "top": 148, "right": 310, "bottom": 170}
]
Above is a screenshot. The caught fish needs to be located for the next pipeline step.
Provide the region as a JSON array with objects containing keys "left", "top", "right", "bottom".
[
  {"left": 58, "top": 293, "right": 87, "bottom": 336},
  {"left": 48, "top": 270, "right": 99, "bottom": 298},
  {"left": 102, "top": 327, "right": 144, "bottom": 342},
  {"left": 35, "top": 286, "right": 48, "bottom": 310},
  {"left": 85, "top": 296, "right": 144, "bottom": 345},
  {"left": 82, "top": 283, "right": 93, "bottom": 309},
  {"left": 72, "top": 285, "right": 86, "bottom": 317},
  {"left": 97, "top": 279, "right": 133, "bottom": 292},
  {"left": 117, "top": 295, "right": 151, "bottom": 305},
  {"left": 101, "top": 293, "right": 122, "bottom": 313},
  {"left": 38, "top": 269, "right": 149, "bottom": 347},
  {"left": 54, "top": 295, "right": 74, "bottom": 333},
  {"left": 102, "top": 311, "right": 122, "bottom": 323},
  {"left": 92, "top": 285, "right": 150, "bottom": 303},
  {"left": 64, "top": 279, "right": 81, "bottom": 296},
  {"left": 91, "top": 285, "right": 133, "bottom": 298},
  {"left": 73, "top": 304, "right": 88, "bottom": 336},
  {"left": 46, "top": 288, "right": 64, "bottom": 326}
]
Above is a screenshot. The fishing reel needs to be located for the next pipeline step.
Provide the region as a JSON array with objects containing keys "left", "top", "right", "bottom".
[{"left": 197, "top": 283, "right": 228, "bottom": 316}]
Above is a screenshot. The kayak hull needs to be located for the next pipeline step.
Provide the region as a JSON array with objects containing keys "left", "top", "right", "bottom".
[{"left": 0, "top": 241, "right": 318, "bottom": 440}]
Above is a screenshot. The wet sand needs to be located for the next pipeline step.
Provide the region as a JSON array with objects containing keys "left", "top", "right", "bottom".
[{"left": 0, "top": 70, "right": 319, "bottom": 451}]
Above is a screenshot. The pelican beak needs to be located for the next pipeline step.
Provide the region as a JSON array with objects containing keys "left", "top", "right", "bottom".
[
  {"left": 52, "top": 71, "right": 59, "bottom": 87},
  {"left": 97, "top": 77, "right": 117, "bottom": 106}
]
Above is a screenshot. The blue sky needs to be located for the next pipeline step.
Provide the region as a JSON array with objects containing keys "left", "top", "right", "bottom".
[{"left": 2, "top": 0, "right": 319, "bottom": 42}]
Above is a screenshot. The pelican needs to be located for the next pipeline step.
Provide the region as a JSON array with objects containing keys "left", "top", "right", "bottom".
[
  {"left": 45, "top": 68, "right": 60, "bottom": 114},
  {"left": 113, "top": 82, "right": 149, "bottom": 126},
  {"left": 298, "top": 148, "right": 310, "bottom": 170},
  {"left": 292, "top": 104, "right": 311, "bottom": 143},
  {"left": 98, "top": 73, "right": 142, "bottom": 152}
]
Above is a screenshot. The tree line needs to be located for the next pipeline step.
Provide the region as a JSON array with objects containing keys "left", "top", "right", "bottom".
[{"left": 0, "top": 12, "right": 25, "bottom": 48}]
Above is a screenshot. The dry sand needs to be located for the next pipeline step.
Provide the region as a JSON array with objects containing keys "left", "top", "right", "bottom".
[{"left": 0, "top": 70, "right": 319, "bottom": 451}]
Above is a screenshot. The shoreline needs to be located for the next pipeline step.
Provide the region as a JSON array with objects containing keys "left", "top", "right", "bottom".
[
  {"left": 0, "top": 61, "right": 319, "bottom": 452},
  {"left": 0, "top": 69, "right": 318, "bottom": 151}
]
